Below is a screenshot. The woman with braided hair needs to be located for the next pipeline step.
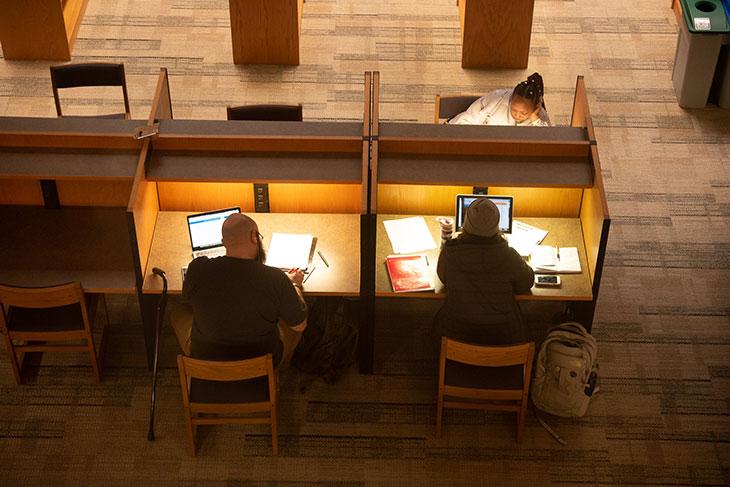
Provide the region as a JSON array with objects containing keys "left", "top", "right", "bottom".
[{"left": 449, "top": 72, "right": 551, "bottom": 126}]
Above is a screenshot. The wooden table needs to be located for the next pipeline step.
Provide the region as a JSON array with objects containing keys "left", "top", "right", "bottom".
[
  {"left": 229, "top": 0, "right": 304, "bottom": 65},
  {"left": 143, "top": 212, "right": 360, "bottom": 295},
  {"left": 0, "top": 206, "right": 136, "bottom": 293},
  {"left": 376, "top": 214, "right": 593, "bottom": 301},
  {"left": 458, "top": 0, "right": 535, "bottom": 69},
  {"left": 0, "top": 0, "right": 91, "bottom": 61}
]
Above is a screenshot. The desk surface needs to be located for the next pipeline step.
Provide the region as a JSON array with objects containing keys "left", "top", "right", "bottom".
[
  {"left": 0, "top": 206, "right": 136, "bottom": 293},
  {"left": 143, "top": 212, "right": 361, "bottom": 295},
  {"left": 376, "top": 214, "right": 593, "bottom": 301}
]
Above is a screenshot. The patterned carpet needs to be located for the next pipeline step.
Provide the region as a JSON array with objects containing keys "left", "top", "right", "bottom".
[{"left": 1, "top": 0, "right": 729, "bottom": 485}]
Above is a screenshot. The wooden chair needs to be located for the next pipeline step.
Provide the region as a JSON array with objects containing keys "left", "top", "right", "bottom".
[
  {"left": 436, "top": 337, "right": 535, "bottom": 442},
  {"left": 177, "top": 353, "right": 279, "bottom": 456},
  {"left": 0, "top": 282, "right": 108, "bottom": 384},
  {"left": 50, "top": 63, "right": 131, "bottom": 118},
  {"left": 226, "top": 104, "right": 303, "bottom": 121},
  {"left": 434, "top": 94, "right": 480, "bottom": 124}
]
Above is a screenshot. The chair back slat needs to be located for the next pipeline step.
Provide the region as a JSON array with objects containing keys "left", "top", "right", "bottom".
[
  {"left": 436, "top": 95, "right": 481, "bottom": 121},
  {"left": 180, "top": 354, "right": 272, "bottom": 382},
  {"left": 51, "top": 63, "right": 126, "bottom": 88},
  {"left": 0, "top": 282, "right": 84, "bottom": 309},
  {"left": 227, "top": 104, "right": 303, "bottom": 121},
  {"left": 443, "top": 338, "right": 532, "bottom": 367}
]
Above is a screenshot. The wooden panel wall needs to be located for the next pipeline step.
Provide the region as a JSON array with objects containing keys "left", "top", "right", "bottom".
[
  {"left": 489, "top": 187, "right": 583, "bottom": 218},
  {"left": 157, "top": 182, "right": 255, "bottom": 212},
  {"left": 57, "top": 180, "right": 134, "bottom": 207},
  {"left": 269, "top": 184, "right": 362, "bottom": 213},
  {"left": 0, "top": 179, "right": 43, "bottom": 205},
  {"left": 580, "top": 147, "right": 609, "bottom": 285},
  {"left": 127, "top": 142, "right": 160, "bottom": 278},
  {"left": 377, "top": 184, "right": 472, "bottom": 215},
  {"left": 149, "top": 68, "right": 173, "bottom": 124}
]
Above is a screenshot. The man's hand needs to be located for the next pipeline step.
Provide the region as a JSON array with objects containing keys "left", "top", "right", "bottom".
[{"left": 287, "top": 268, "right": 304, "bottom": 288}]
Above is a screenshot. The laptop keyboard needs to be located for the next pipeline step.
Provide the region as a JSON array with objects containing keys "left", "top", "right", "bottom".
[{"left": 192, "top": 247, "right": 226, "bottom": 259}]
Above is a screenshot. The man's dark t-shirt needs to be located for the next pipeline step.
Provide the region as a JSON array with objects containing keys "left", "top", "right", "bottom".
[{"left": 182, "top": 256, "right": 307, "bottom": 364}]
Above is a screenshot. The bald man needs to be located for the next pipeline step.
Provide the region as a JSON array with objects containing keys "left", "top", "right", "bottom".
[{"left": 175, "top": 213, "right": 307, "bottom": 366}]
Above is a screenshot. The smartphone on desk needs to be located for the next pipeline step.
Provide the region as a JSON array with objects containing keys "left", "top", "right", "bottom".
[{"left": 535, "top": 274, "right": 561, "bottom": 287}]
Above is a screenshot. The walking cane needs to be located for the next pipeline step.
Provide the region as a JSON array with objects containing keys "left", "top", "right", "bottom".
[{"left": 148, "top": 267, "right": 168, "bottom": 441}]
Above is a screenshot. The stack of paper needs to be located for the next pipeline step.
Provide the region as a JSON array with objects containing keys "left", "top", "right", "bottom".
[
  {"left": 265, "top": 233, "right": 315, "bottom": 270},
  {"left": 530, "top": 246, "right": 582, "bottom": 273},
  {"left": 383, "top": 217, "right": 437, "bottom": 254},
  {"left": 506, "top": 220, "right": 549, "bottom": 257}
]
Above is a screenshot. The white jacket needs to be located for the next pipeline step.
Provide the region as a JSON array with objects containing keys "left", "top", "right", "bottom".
[{"left": 448, "top": 88, "right": 551, "bottom": 126}]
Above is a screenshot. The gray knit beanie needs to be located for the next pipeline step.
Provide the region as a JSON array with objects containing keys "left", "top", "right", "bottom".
[{"left": 463, "top": 198, "right": 500, "bottom": 237}]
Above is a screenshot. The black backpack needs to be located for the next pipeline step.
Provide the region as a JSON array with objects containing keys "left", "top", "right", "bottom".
[{"left": 292, "top": 297, "right": 358, "bottom": 384}]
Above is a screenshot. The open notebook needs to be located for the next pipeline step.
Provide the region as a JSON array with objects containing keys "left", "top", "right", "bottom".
[{"left": 265, "top": 233, "right": 316, "bottom": 271}]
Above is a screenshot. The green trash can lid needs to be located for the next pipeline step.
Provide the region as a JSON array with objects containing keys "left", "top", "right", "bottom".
[{"left": 680, "top": 0, "right": 730, "bottom": 32}]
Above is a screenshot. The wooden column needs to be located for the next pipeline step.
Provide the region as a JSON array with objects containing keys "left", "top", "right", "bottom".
[
  {"left": 228, "top": 0, "right": 304, "bottom": 65},
  {"left": 458, "top": 0, "right": 535, "bottom": 69},
  {"left": 0, "top": 0, "right": 90, "bottom": 61}
]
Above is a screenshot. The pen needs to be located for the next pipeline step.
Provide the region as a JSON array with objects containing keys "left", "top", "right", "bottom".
[
  {"left": 555, "top": 244, "right": 560, "bottom": 261},
  {"left": 318, "top": 250, "right": 329, "bottom": 267},
  {"left": 303, "top": 266, "right": 316, "bottom": 283}
]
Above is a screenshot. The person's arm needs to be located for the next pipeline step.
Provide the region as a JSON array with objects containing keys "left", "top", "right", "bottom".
[
  {"left": 448, "top": 91, "right": 500, "bottom": 125},
  {"left": 282, "top": 269, "right": 308, "bottom": 331},
  {"left": 436, "top": 246, "right": 448, "bottom": 285},
  {"left": 510, "top": 250, "right": 535, "bottom": 294},
  {"left": 182, "top": 257, "right": 206, "bottom": 303}
]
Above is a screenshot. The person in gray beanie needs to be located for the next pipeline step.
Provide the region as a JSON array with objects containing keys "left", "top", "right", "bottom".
[{"left": 433, "top": 198, "right": 535, "bottom": 345}]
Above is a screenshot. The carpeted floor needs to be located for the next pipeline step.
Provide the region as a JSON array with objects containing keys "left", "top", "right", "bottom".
[{"left": 1, "top": 0, "right": 729, "bottom": 485}]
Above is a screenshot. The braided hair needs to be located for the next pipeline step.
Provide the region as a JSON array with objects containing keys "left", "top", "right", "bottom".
[{"left": 512, "top": 72, "right": 544, "bottom": 109}]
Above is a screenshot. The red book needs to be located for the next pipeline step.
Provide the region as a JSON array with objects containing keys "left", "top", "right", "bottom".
[{"left": 385, "top": 254, "right": 434, "bottom": 293}]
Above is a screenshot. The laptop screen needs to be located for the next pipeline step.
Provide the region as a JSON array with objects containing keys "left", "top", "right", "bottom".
[
  {"left": 187, "top": 207, "right": 241, "bottom": 251},
  {"left": 455, "top": 194, "right": 513, "bottom": 234}
]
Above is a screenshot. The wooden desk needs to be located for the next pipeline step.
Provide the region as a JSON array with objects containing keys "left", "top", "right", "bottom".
[
  {"left": 0, "top": 206, "right": 136, "bottom": 293},
  {"left": 142, "top": 212, "right": 360, "bottom": 296},
  {"left": 229, "top": 0, "right": 304, "bottom": 65},
  {"left": 376, "top": 215, "right": 592, "bottom": 301},
  {"left": 0, "top": 0, "right": 90, "bottom": 61},
  {"left": 458, "top": 0, "right": 535, "bottom": 69}
]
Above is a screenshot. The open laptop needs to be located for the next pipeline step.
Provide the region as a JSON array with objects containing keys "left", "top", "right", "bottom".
[
  {"left": 187, "top": 207, "right": 241, "bottom": 259},
  {"left": 455, "top": 194, "right": 513, "bottom": 234}
]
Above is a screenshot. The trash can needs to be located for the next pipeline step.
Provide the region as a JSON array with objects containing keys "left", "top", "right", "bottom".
[
  {"left": 672, "top": 0, "right": 730, "bottom": 108},
  {"left": 715, "top": 0, "right": 730, "bottom": 107}
]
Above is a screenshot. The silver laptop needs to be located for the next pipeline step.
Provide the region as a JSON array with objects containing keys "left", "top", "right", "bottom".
[{"left": 186, "top": 207, "right": 240, "bottom": 259}]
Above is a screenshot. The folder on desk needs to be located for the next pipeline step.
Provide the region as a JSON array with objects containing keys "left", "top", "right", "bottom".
[
  {"left": 385, "top": 254, "right": 434, "bottom": 293},
  {"left": 265, "top": 233, "right": 315, "bottom": 271},
  {"left": 530, "top": 246, "right": 581, "bottom": 274}
]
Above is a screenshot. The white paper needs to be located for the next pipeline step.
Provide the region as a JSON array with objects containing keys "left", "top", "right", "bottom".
[
  {"left": 506, "top": 220, "right": 548, "bottom": 257},
  {"left": 265, "top": 233, "right": 314, "bottom": 270},
  {"left": 530, "top": 246, "right": 582, "bottom": 274},
  {"left": 383, "top": 217, "right": 437, "bottom": 254}
]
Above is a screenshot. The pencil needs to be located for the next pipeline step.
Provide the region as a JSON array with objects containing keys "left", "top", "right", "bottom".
[{"left": 318, "top": 250, "right": 330, "bottom": 267}]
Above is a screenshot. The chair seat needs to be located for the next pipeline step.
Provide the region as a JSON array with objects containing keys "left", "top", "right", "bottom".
[
  {"left": 7, "top": 303, "right": 85, "bottom": 333},
  {"left": 444, "top": 360, "right": 523, "bottom": 390},
  {"left": 190, "top": 377, "right": 269, "bottom": 404}
]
